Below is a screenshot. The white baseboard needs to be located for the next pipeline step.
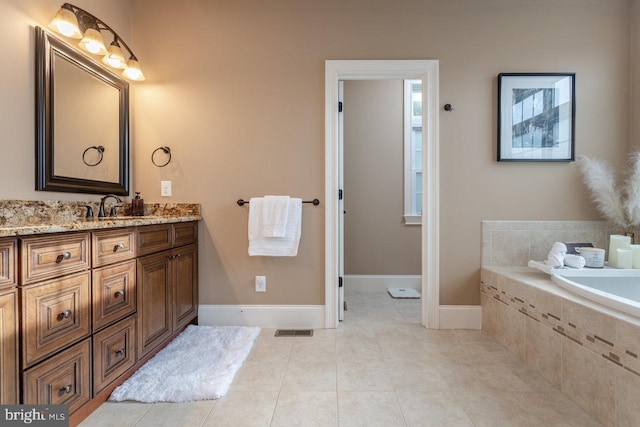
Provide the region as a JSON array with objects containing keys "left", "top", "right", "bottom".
[
  {"left": 198, "top": 303, "right": 480, "bottom": 330},
  {"left": 438, "top": 305, "right": 482, "bottom": 330},
  {"left": 198, "top": 305, "right": 325, "bottom": 329},
  {"left": 344, "top": 275, "right": 422, "bottom": 292}
]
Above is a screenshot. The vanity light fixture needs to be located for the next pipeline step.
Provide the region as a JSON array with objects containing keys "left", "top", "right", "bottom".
[{"left": 48, "top": 3, "right": 145, "bottom": 81}]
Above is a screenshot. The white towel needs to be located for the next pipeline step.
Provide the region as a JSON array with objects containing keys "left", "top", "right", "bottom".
[
  {"left": 564, "top": 254, "right": 586, "bottom": 269},
  {"left": 262, "top": 195, "right": 290, "bottom": 237},
  {"left": 546, "top": 242, "right": 567, "bottom": 268},
  {"left": 248, "top": 197, "right": 302, "bottom": 256}
]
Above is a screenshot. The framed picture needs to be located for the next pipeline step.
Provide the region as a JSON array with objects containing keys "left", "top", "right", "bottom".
[{"left": 498, "top": 73, "right": 575, "bottom": 162}]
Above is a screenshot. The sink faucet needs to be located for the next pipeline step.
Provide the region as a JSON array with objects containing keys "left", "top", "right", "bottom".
[{"left": 98, "top": 194, "right": 122, "bottom": 218}]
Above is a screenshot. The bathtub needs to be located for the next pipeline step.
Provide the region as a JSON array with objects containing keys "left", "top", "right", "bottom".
[{"left": 551, "top": 270, "right": 640, "bottom": 317}]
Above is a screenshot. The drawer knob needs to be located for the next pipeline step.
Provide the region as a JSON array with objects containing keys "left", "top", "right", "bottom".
[
  {"left": 114, "top": 290, "right": 125, "bottom": 298},
  {"left": 60, "top": 384, "right": 73, "bottom": 393},
  {"left": 114, "top": 242, "right": 125, "bottom": 252},
  {"left": 56, "top": 251, "right": 72, "bottom": 263},
  {"left": 57, "top": 309, "right": 72, "bottom": 320},
  {"left": 115, "top": 348, "right": 126, "bottom": 356}
]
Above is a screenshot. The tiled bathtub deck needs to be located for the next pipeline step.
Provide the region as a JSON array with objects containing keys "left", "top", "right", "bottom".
[{"left": 482, "top": 267, "right": 640, "bottom": 427}]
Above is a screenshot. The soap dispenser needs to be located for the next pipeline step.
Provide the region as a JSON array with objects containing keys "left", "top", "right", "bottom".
[{"left": 132, "top": 192, "right": 144, "bottom": 216}]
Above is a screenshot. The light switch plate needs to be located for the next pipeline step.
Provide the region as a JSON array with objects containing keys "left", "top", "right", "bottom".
[{"left": 161, "top": 181, "right": 172, "bottom": 197}]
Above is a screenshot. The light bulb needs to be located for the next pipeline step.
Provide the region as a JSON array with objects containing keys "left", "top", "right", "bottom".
[
  {"left": 79, "top": 28, "right": 107, "bottom": 56},
  {"left": 122, "top": 58, "right": 145, "bottom": 81},
  {"left": 102, "top": 42, "right": 127, "bottom": 69},
  {"left": 48, "top": 5, "right": 82, "bottom": 39}
]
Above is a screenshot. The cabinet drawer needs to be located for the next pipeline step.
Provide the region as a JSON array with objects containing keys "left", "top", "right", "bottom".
[
  {"left": 23, "top": 338, "right": 91, "bottom": 414},
  {"left": 173, "top": 222, "right": 198, "bottom": 247},
  {"left": 22, "top": 272, "right": 91, "bottom": 366},
  {"left": 92, "top": 228, "right": 136, "bottom": 267},
  {"left": 92, "top": 260, "right": 136, "bottom": 332},
  {"left": 137, "top": 224, "right": 172, "bottom": 256},
  {"left": 0, "top": 238, "right": 17, "bottom": 289},
  {"left": 21, "top": 233, "right": 90, "bottom": 285},
  {"left": 93, "top": 315, "right": 136, "bottom": 395}
]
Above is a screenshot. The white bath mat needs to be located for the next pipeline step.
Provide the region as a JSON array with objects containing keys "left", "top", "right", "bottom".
[
  {"left": 109, "top": 325, "right": 260, "bottom": 403},
  {"left": 388, "top": 288, "right": 421, "bottom": 299}
]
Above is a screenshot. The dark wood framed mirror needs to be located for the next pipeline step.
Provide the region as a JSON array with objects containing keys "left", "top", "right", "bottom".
[{"left": 35, "top": 26, "right": 129, "bottom": 195}]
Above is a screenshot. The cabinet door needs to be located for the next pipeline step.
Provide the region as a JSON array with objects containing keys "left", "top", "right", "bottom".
[
  {"left": 137, "top": 251, "right": 172, "bottom": 358},
  {"left": 0, "top": 289, "right": 18, "bottom": 404},
  {"left": 173, "top": 244, "right": 198, "bottom": 331}
]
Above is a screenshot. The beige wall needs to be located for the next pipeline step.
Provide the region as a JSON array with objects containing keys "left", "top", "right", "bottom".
[
  {"left": 0, "top": 0, "right": 132, "bottom": 201},
  {"left": 343, "top": 80, "right": 421, "bottom": 275},
  {"left": 0, "top": 0, "right": 635, "bottom": 308},
  {"left": 130, "top": 0, "right": 632, "bottom": 306}
]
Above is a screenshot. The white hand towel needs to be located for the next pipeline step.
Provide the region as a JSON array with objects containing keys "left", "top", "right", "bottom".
[
  {"left": 262, "top": 195, "right": 290, "bottom": 237},
  {"left": 564, "top": 254, "right": 586, "bottom": 269},
  {"left": 249, "top": 198, "right": 302, "bottom": 256}
]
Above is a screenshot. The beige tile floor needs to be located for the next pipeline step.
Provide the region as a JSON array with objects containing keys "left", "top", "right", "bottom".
[{"left": 80, "top": 288, "right": 603, "bottom": 426}]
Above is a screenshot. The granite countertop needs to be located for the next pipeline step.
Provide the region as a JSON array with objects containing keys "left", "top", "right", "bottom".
[
  {"left": 0, "top": 200, "right": 201, "bottom": 237},
  {"left": 0, "top": 215, "right": 202, "bottom": 237}
]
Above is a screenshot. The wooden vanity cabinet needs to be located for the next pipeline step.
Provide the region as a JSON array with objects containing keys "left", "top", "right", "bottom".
[
  {"left": 137, "top": 222, "right": 198, "bottom": 358},
  {"left": 8, "top": 220, "right": 198, "bottom": 422},
  {"left": 0, "top": 238, "right": 18, "bottom": 405}
]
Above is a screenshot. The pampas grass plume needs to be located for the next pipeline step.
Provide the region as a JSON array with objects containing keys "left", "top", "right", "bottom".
[
  {"left": 577, "top": 155, "right": 629, "bottom": 228},
  {"left": 624, "top": 151, "right": 640, "bottom": 226}
]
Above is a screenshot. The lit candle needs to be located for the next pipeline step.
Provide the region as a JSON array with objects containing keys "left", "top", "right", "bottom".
[
  {"left": 617, "top": 248, "right": 633, "bottom": 269},
  {"left": 609, "top": 234, "right": 631, "bottom": 267}
]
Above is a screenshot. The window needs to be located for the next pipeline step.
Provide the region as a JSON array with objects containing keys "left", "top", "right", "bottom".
[{"left": 404, "top": 79, "right": 422, "bottom": 225}]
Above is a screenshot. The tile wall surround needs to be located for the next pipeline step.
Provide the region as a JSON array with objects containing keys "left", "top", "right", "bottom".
[
  {"left": 0, "top": 199, "right": 200, "bottom": 227},
  {"left": 481, "top": 220, "right": 626, "bottom": 267},
  {"left": 481, "top": 221, "right": 640, "bottom": 426}
]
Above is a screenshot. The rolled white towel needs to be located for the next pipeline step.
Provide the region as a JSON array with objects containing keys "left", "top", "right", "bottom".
[
  {"left": 546, "top": 242, "right": 567, "bottom": 268},
  {"left": 564, "top": 254, "right": 586, "bottom": 269}
]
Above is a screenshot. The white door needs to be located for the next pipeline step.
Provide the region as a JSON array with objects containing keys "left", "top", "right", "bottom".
[{"left": 338, "top": 81, "right": 345, "bottom": 321}]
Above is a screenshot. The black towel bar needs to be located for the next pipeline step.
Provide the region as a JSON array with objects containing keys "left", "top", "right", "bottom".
[{"left": 237, "top": 198, "right": 320, "bottom": 206}]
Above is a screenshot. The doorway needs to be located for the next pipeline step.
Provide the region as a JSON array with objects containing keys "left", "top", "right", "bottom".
[{"left": 324, "top": 60, "right": 440, "bottom": 329}]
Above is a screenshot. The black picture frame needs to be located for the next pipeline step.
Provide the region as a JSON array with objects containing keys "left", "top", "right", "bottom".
[{"left": 497, "top": 73, "right": 575, "bottom": 162}]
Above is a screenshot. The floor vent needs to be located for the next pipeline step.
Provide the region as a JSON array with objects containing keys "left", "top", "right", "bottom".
[{"left": 274, "top": 329, "right": 314, "bottom": 337}]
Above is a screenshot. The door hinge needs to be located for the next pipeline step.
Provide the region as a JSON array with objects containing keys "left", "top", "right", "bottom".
[
  {"left": 338, "top": 277, "right": 343, "bottom": 288},
  {"left": 338, "top": 101, "right": 343, "bottom": 112},
  {"left": 338, "top": 189, "right": 343, "bottom": 200}
]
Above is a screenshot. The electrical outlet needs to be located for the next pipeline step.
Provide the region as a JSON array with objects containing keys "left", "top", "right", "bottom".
[
  {"left": 255, "top": 276, "right": 266, "bottom": 292},
  {"left": 161, "top": 180, "right": 172, "bottom": 197}
]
